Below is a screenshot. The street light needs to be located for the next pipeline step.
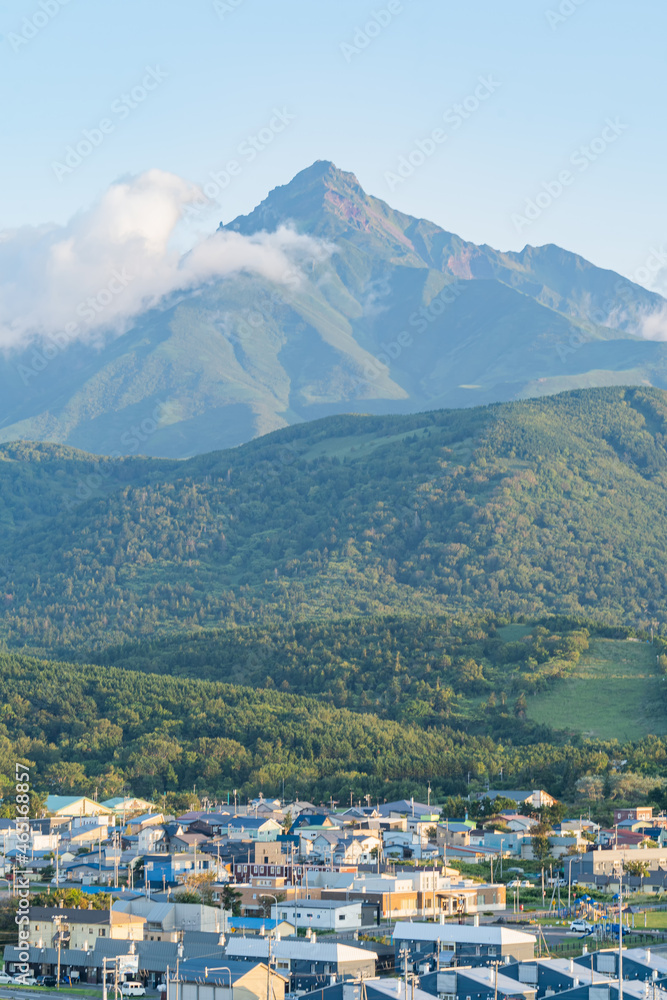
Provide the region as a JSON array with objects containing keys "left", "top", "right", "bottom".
[
  {"left": 499, "top": 839, "right": 505, "bottom": 880},
  {"left": 203, "top": 965, "right": 233, "bottom": 1000}
]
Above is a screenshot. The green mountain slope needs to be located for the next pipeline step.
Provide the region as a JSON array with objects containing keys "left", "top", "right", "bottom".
[
  {"left": 2, "top": 387, "right": 667, "bottom": 652},
  {"left": 0, "top": 644, "right": 662, "bottom": 803},
  {"left": 1, "top": 162, "right": 666, "bottom": 457}
]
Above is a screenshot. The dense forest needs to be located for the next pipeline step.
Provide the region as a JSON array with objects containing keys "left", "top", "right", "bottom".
[
  {"left": 97, "top": 615, "right": 592, "bottom": 728},
  {"left": 3, "top": 387, "right": 667, "bottom": 810},
  {"left": 0, "top": 615, "right": 664, "bottom": 808},
  {"left": 1, "top": 387, "right": 667, "bottom": 654},
  {"left": 0, "top": 645, "right": 663, "bottom": 806}
]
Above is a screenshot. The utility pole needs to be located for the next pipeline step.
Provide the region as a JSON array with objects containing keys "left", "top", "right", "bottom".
[{"left": 618, "top": 876, "right": 623, "bottom": 1000}]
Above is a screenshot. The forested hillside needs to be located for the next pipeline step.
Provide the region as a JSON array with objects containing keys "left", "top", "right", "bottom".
[
  {"left": 98, "top": 615, "right": 591, "bottom": 730},
  {"left": 1, "top": 386, "right": 667, "bottom": 653},
  {"left": 0, "top": 646, "right": 663, "bottom": 806}
]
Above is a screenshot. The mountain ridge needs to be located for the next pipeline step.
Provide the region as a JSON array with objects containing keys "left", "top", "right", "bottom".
[{"left": 0, "top": 161, "right": 666, "bottom": 458}]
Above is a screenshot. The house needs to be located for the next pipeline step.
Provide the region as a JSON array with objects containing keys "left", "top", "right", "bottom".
[
  {"left": 377, "top": 800, "right": 432, "bottom": 819},
  {"left": 574, "top": 947, "right": 667, "bottom": 983},
  {"left": 60, "top": 861, "right": 120, "bottom": 884},
  {"left": 137, "top": 825, "right": 166, "bottom": 854},
  {"left": 273, "top": 898, "right": 363, "bottom": 930},
  {"left": 178, "top": 957, "right": 287, "bottom": 1000},
  {"left": 393, "top": 921, "right": 536, "bottom": 967},
  {"left": 112, "top": 898, "right": 225, "bottom": 939},
  {"left": 142, "top": 851, "right": 217, "bottom": 885},
  {"left": 501, "top": 814, "right": 540, "bottom": 833},
  {"left": 63, "top": 824, "right": 110, "bottom": 850},
  {"left": 45, "top": 796, "right": 105, "bottom": 818},
  {"left": 28, "top": 906, "right": 145, "bottom": 950},
  {"left": 383, "top": 830, "right": 438, "bottom": 861},
  {"left": 224, "top": 936, "right": 377, "bottom": 991},
  {"left": 577, "top": 847, "right": 667, "bottom": 892},
  {"left": 291, "top": 813, "right": 335, "bottom": 831},
  {"left": 5, "top": 936, "right": 286, "bottom": 999},
  {"left": 124, "top": 813, "right": 166, "bottom": 836},
  {"left": 614, "top": 807, "right": 654, "bottom": 825},
  {"left": 421, "top": 965, "right": 537, "bottom": 1000},
  {"left": 480, "top": 790, "right": 556, "bottom": 810},
  {"left": 503, "top": 956, "right": 604, "bottom": 997},
  {"left": 299, "top": 979, "right": 435, "bottom": 1000},
  {"left": 437, "top": 821, "right": 475, "bottom": 850},
  {"left": 227, "top": 817, "right": 282, "bottom": 842},
  {"left": 168, "top": 832, "right": 211, "bottom": 853},
  {"left": 101, "top": 797, "right": 155, "bottom": 816},
  {"left": 227, "top": 917, "right": 296, "bottom": 937}
]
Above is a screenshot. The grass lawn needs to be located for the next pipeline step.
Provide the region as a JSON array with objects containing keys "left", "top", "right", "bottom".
[{"left": 526, "top": 638, "right": 666, "bottom": 740}]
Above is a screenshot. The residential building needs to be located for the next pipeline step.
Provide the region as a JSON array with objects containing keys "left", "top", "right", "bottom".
[
  {"left": 479, "top": 790, "right": 556, "bottom": 810},
  {"left": 393, "top": 920, "right": 536, "bottom": 968},
  {"left": 273, "top": 898, "right": 363, "bottom": 930},
  {"left": 421, "top": 965, "right": 537, "bottom": 1000},
  {"left": 224, "top": 936, "right": 377, "bottom": 991},
  {"left": 45, "top": 796, "right": 105, "bottom": 818},
  {"left": 227, "top": 818, "right": 282, "bottom": 842},
  {"left": 29, "top": 907, "right": 145, "bottom": 950},
  {"left": 112, "top": 899, "right": 225, "bottom": 939}
]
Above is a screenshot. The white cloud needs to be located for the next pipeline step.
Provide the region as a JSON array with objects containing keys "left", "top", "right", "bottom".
[
  {"left": 638, "top": 306, "right": 667, "bottom": 342},
  {"left": 0, "top": 169, "right": 328, "bottom": 352}
]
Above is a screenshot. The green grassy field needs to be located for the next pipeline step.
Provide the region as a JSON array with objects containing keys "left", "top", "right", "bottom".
[{"left": 526, "top": 638, "right": 666, "bottom": 740}]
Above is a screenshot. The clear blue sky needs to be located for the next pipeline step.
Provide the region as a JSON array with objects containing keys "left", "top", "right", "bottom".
[{"left": 1, "top": 0, "right": 663, "bottom": 283}]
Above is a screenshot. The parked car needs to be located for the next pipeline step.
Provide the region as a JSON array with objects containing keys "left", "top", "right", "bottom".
[
  {"left": 121, "top": 983, "right": 147, "bottom": 997},
  {"left": 42, "top": 976, "right": 58, "bottom": 988},
  {"left": 0, "top": 973, "right": 14, "bottom": 985},
  {"left": 12, "top": 975, "right": 38, "bottom": 986},
  {"left": 570, "top": 918, "right": 594, "bottom": 933}
]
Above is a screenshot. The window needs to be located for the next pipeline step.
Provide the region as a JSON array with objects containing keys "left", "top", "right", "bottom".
[
  {"left": 277, "top": 962, "right": 289, "bottom": 971},
  {"left": 100, "top": 930, "right": 106, "bottom": 937},
  {"left": 488, "top": 948, "right": 496, "bottom": 957},
  {"left": 338, "top": 915, "right": 344, "bottom": 921}
]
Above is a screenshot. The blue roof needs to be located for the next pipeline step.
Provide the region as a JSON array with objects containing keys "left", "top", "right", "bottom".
[
  {"left": 228, "top": 918, "right": 282, "bottom": 930},
  {"left": 228, "top": 817, "right": 276, "bottom": 829}
]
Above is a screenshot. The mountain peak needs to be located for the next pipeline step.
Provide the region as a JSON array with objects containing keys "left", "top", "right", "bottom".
[{"left": 223, "top": 160, "right": 382, "bottom": 238}]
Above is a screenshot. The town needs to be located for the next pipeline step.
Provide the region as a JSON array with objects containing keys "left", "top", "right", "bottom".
[{"left": 5, "top": 791, "right": 667, "bottom": 1000}]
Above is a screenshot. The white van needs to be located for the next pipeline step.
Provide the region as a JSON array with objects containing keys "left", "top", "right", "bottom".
[{"left": 121, "top": 983, "right": 146, "bottom": 997}]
